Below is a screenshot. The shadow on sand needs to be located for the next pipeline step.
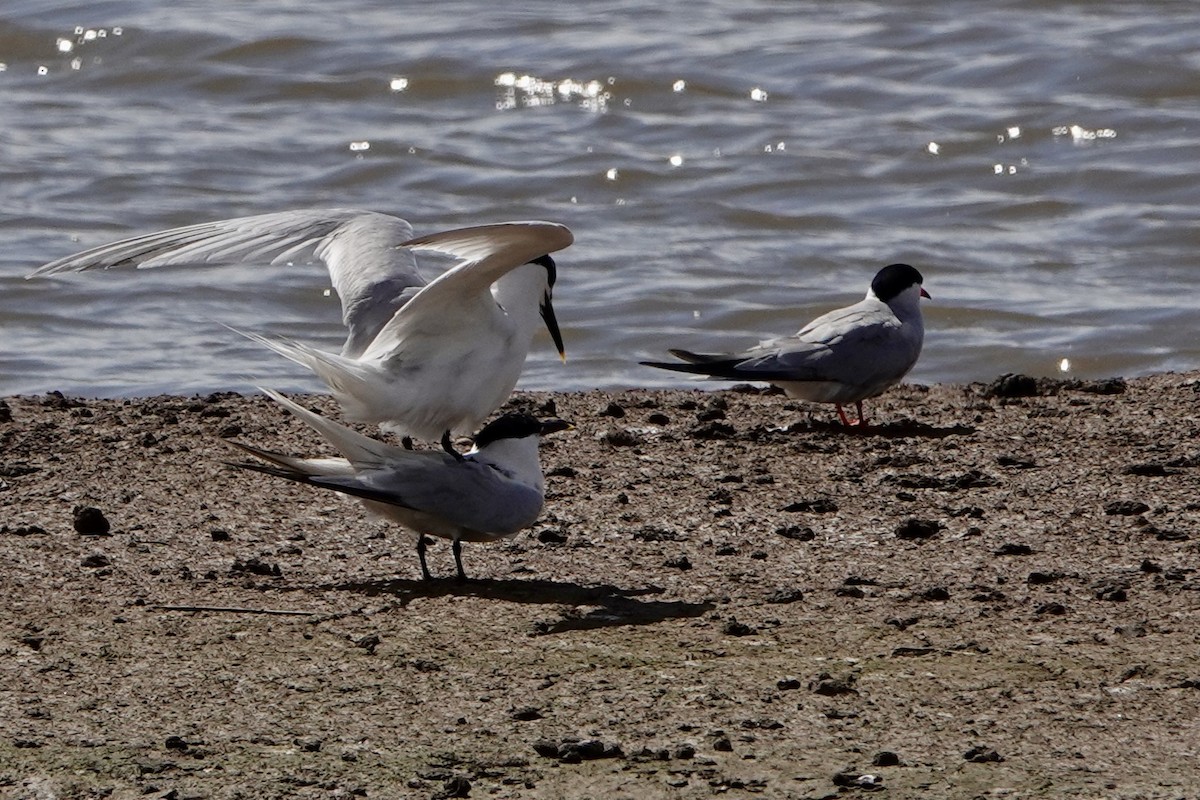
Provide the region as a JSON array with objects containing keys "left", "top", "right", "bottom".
[
  {"left": 781, "top": 419, "right": 976, "bottom": 439},
  {"left": 333, "top": 577, "right": 715, "bottom": 635}
]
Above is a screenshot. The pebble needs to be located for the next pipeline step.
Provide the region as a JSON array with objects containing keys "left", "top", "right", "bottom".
[
  {"left": 895, "top": 518, "right": 941, "bottom": 540},
  {"left": 963, "top": 745, "right": 1004, "bottom": 763},
  {"left": 73, "top": 505, "right": 110, "bottom": 536}
]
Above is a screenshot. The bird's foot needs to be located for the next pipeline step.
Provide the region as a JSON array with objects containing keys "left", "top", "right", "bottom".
[
  {"left": 452, "top": 539, "right": 468, "bottom": 583},
  {"left": 441, "top": 430, "right": 464, "bottom": 462},
  {"left": 417, "top": 535, "right": 434, "bottom": 581},
  {"left": 835, "top": 404, "right": 854, "bottom": 427}
]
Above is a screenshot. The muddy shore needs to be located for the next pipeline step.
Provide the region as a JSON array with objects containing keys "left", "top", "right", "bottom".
[{"left": 3, "top": 373, "right": 1200, "bottom": 799}]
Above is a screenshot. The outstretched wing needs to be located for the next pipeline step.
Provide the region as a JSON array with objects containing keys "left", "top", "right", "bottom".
[
  {"left": 359, "top": 220, "right": 573, "bottom": 361},
  {"left": 27, "top": 209, "right": 424, "bottom": 358}
]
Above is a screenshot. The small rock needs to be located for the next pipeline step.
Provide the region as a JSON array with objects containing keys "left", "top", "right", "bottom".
[
  {"left": 355, "top": 634, "right": 381, "bottom": 654},
  {"left": 811, "top": 673, "right": 857, "bottom": 696},
  {"left": 921, "top": 586, "right": 951, "bottom": 602},
  {"left": 210, "top": 529, "right": 231, "bottom": 542},
  {"left": 1080, "top": 377, "right": 1126, "bottom": 395},
  {"left": 833, "top": 771, "right": 884, "bottom": 791},
  {"left": 895, "top": 518, "right": 941, "bottom": 540},
  {"left": 963, "top": 745, "right": 1004, "bottom": 763},
  {"left": 776, "top": 525, "right": 815, "bottom": 541},
  {"left": 983, "top": 373, "right": 1039, "bottom": 398},
  {"left": 599, "top": 428, "right": 641, "bottom": 447},
  {"left": 511, "top": 706, "right": 542, "bottom": 721},
  {"left": 1036, "top": 602, "right": 1068, "bottom": 616},
  {"left": 722, "top": 619, "right": 756, "bottom": 637},
  {"left": 647, "top": 412, "right": 670, "bottom": 425},
  {"left": 783, "top": 498, "right": 838, "bottom": 514},
  {"left": 1105, "top": 500, "right": 1150, "bottom": 516},
  {"left": 73, "top": 506, "right": 111, "bottom": 536},
  {"left": 164, "top": 736, "right": 189, "bottom": 752},
  {"left": 597, "top": 402, "right": 625, "bottom": 418},
  {"left": 1027, "top": 571, "right": 1064, "bottom": 585},
  {"left": 1094, "top": 583, "right": 1128, "bottom": 602},
  {"left": 537, "top": 528, "right": 567, "bottom": 544},
  {"left": 664, "top": 555, "right": 692, "bottom": 570},
  {"left": 766, "top": 588, "right": 804, "bottom": 604},
  {"left": 689, "top": 421, "right": 735, "bottom": 440},
  {"left": 230, "top": 558, "right": 281, "bottom": 577},
  {"left": 995, "top": 543, "right": 1033, "bottom": 555},
  {"left": 712, "top": 735, "right": 733, "bottom": 752},
  {"left": 3, "top": 524, "right": 47, "bottom": 537},
  {"left": 673, "top": 743, "right": 696, "bottom": 760},
  {"left": 872, "top": 751, "right": 901, "bottom": 767},
  {"left": 1124, "top": 463, "right": 1172, "bottom": 477},
  {"left": 532, "top": 740, "right": 561, "bottom": 759},
  {"left": 776, "top": 678, "right": 802, "bottom": 690},
  {"left": 442, "top": 775, "right": 471, "bottom": 798},
  {"left": 81, "top": 553, "right": 110, "bottom": 569}
]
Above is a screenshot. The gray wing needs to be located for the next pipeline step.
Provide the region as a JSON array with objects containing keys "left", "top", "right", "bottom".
[
  {"left": 315, "top": 458, "right": 545, "bottom": 536},
  {"left": 27, "top": 208, "right": 424, "bottom": 358},
  {"left": 740, "top": 301, "right": 909, "bottom": 383}
]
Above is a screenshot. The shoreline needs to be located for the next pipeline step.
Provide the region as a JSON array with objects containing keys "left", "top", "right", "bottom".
[{"left": 3, "top": 371, "right": 1200, "bottom": 798}]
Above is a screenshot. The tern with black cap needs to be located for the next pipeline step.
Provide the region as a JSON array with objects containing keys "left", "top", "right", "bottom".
[
  {"left": 642, "top": 263, "right": 930, "bottom": 426},
  {"left": 227, "top": 388, "right": 571, "bottom": 581},
  {"left": 29, "top": 211, "right": 571, "bottom": 453}
]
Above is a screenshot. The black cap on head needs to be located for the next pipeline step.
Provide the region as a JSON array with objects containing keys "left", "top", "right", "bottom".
[
  {"left": 871, "top": 263, "right": 924, "bottom": 303},
  {"left": 474, "top": 413, "right": 572, "bottom": 448},
  {"left": 532, "top": 254, "right": 557, "bottom": 288}
]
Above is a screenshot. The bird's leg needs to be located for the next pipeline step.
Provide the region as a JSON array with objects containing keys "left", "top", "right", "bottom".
[
  {"left": 401, "top": 436, "right": 414, "bottom": 450},
  {"left": 416, "top": 535, "right": 433, "bottom": 581},
  {"left": 835, "top": 404, "right": 853, "bottom": 427},
  {"left": 441, "top": 430, "right": 464, "bottom": 461},
  {"left": 452, "top": 539, "right": 467, "bottom": 583},
  {"left": 854, "top": 400, "right": 869, "bottom": 427}
]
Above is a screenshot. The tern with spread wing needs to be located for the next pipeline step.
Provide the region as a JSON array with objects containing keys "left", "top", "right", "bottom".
[
  {"left": 29, "top": 210, "right": 572, "bottom": 452},
  {"left": 642, "top": 263, "right": 930, "bottom": 426},
  {"left": 227, "top": 388, "right": 571, "bottom": 581}
]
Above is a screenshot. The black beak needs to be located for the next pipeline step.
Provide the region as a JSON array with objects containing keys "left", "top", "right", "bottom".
[
  {"left": 540, "top": 293, "right": 566, "bottom": 362},
  {"left": 540, "top": 418, "right": 573, "bottom": 436}
]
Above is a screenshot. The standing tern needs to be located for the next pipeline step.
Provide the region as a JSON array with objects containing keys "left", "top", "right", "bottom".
[
  {"left": 28, "top": 210, "right": 572, "bottom": 451},
  {"left": 642, "top": 263, "right": 930, "bottom": 426},
  {"left": 227, "top": 388, "right": 571, "bottom": 581}
]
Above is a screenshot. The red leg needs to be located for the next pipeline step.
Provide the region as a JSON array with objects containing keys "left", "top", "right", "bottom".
[{"left": 835, "top": 404, "right": 853, "bottom": 426}]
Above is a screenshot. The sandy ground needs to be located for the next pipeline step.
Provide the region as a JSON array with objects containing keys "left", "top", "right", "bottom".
[{"left": 2, "top": 373, "right": 1200, "bottom": 799}]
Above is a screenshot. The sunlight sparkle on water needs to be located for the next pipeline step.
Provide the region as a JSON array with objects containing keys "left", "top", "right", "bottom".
[
  {"left": 926, "top": 142, "right": 940, "bottom": 155},
  {"left": 672, "top": 80, "right": 686, "bottom": 92},
  {"left": 1059, "top": 358, "right": 1071, "bottom": 373},
  {"left": 494, "top": 72, "right": 612, "bottom": 112},
  {"left": 605, "top": 168, "right": 619, "bottom": 181},
  {"left": 1054, "top": 124, "right": 1117, "bottom": 142},
  {"left": 749, "top": 87, "right": 768, "bottom": 102},
  {"left": 668, "top": 154, "right": 684, "bottom": 167},
  {"left": 389, "top": 76, "right": 408, "bottom": 92}
]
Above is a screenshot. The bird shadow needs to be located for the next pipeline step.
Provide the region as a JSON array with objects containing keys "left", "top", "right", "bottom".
[
  {"left": 332, "top": 576, "right": 715, "bottom": 635},
  {"left": 781, "top": 420, "right": 976, "bottom": 439}
]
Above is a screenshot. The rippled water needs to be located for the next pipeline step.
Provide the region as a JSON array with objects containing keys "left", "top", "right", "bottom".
[{"left": 3, "top": 1, "right": 1200, "bottom": 398}]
